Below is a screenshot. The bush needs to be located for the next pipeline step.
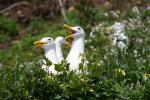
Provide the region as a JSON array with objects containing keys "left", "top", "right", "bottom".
[
  {"left": 0, "top": 33, "right": 8, "bottom": 43},
  {"left": 144, "top": 80, "right": 150, "bottom": 100},
  {"left": 0, "top": 45, "right": 149, "bottom": 99},
  {"left": 0, "top": 16, "right": 20, "bottom": 37},
  {"left": 27, "top": 18, "right": 47, "bottom": 36}
]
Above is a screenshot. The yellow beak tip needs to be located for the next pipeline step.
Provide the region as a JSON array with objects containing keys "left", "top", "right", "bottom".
[
  {"left": 33, "top": 40, "right": 47, "bottom": 48},
  {"left": 34, "top": 42, "right": 36, "bottom": 45},
  {"left": 63, "top": 24, "right": 69, "bottom": 27},
  {"left": 63, "top": 24, "right": 72, "bottom": 29},
  {"left": 63, "top": 24, "right": 66, "bottom": 27}
]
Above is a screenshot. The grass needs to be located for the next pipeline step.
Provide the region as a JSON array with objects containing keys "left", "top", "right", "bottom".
[{"left": 0, "top": 17, "right": 68, "bottom": 66}]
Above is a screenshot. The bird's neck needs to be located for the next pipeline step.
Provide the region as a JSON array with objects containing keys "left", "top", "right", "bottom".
[
  {"left": 67, "top": 37, "right": 84, "bottom": 62},
  {"left": 72, "top": 37, "right": 84, "bottom": 53},
  {"left": 44, "top": 47, "right": 58, "bottom": 64},
  {"left": 55, "top": 43, "right": 64, "bottom": 62}
]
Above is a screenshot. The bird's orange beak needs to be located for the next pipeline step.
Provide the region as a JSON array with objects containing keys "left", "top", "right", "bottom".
[
  {"left": 63, "top": 24, "right": 73, "bottom": 34},
  {"left": 63, "top": 24, "right": 77, "bottom": 35},
  {"left": 34, "top": 40, "right": 47, "bottom": 48},
  {"left": 63, "top": 24, "right": 75, "bottom": 46}
]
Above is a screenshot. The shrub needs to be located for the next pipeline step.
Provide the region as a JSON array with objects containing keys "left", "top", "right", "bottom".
[
  {"left": 27, "top": 18, "right": 47, "bottom": 36},
  {"left": 0, "top": 16, "right": 20, "bottom": 36}
]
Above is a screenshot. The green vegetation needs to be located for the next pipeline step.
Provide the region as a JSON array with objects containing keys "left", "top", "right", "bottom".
[
  {"left": 0, "top": 16, "right": 20, "bottom": 43},
  {"left": 0, "top": 5, "right": 150, "bottom": 100},
  {"left": 0, "top": 16, "right": 19, "bottom": 36}
]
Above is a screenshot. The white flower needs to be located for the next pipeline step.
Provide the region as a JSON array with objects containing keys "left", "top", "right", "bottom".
[
  {"left": 90, "top": 23, "right": 103, "bottom": 37},
  {"left": 132, "top": 6, "right": 140, "bottom": 15},
  {"left": 117, "top": 41, "right": 127, "bottom": 49},
  {"left": 111, "top": 11, "right": 119, "bottom": 18},
  {"left": 112, "top": 22, "right": 125, "bottom": 33},
  {"left": 89, "top": 46, "right": 94, "bottom": 49},
  {"left": 89, "top": 31, "right": 95, "bottom": 37},
  {"left": 111, "top": 22, "right": 128, "bottom": 49},
  {"left": 133, "top": 50, "right": 138, "bottom": 57},
  {"left": 114, "top": 68, "right": 126, "bottom": 76},
  {"left": 143, "top": 74, "right": 150, "bottom": 80},
  {"left": 103, "top": 12, "right": 108, "bottom": 17}
]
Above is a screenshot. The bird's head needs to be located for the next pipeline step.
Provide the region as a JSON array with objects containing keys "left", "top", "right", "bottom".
[
  {"left": 55, "top": 36, "right": 71, "bottom": 47},
  {"left": 63, "top": 24, "right": 85, "bottom": 44},
  {"left": 55, "top": 36, "right": 65, "bottom": 44},
  {"left": 34, "top": 37, "right": 55, "bottom": 50}
]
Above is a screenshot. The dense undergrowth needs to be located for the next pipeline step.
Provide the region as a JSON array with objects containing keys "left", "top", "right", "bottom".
[{"left": 0, "top": 4, "right": 150, "bottom": 100}]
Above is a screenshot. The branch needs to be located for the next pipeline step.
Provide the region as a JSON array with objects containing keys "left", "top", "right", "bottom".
[
  {"left": 0, "top": 1, "right": 30, "bottom": 14},
  {"left": 58, "top": 0, "right": 68, "bottom": 22}
]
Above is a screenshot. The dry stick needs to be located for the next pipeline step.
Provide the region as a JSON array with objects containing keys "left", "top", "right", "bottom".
[
  {"left": 0, "top": 1, "right": 30, "bottom": 14},
  {"left": 58, "top": 0, "right": 68, "bottom": 22}
]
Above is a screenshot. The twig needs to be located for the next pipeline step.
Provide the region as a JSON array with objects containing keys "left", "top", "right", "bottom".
[
  {"left": 58, "top": 0, "right": 68, "bottom": 22},
  {"left": 0, "top": 1, "right": 30, "bottom": 14}
]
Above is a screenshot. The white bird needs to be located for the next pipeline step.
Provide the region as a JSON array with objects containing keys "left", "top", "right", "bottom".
[
  {"left": 34, "top": 37, "right": 58, "bottom": 74},
  {"left": 63, "top": 24, "right": 85, "bottom": 71},
  {"left": 55, "top": 36, "right": 66, "bottom": 63}
]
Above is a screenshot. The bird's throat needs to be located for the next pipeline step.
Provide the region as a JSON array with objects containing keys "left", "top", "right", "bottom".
[
  {"left": 67, "top": 38, "right": 84, "bottom": 61},
  {"left": 44, "top": 48, "right": 58, "bottom": 64}
]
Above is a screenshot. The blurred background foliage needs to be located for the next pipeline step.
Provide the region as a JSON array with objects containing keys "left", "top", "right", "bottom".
[{"left": 0, "top": 0, "right": 150, "bottom": 99}]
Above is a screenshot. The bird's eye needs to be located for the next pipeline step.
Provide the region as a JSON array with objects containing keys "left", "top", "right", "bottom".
[
  {"left": 48, "top": 38, "right": 51, "bottom": 41},
  {"left": 78, "top": 27, "right": 81, "bottom": 30}
]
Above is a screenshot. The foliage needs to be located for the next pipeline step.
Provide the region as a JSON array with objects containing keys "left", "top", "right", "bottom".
[
  {"left": 0, "top": 16, "right": 20, "bottom": 37},
  {"left": 0, "top": 33, "right": 8, "bottom": 43},
  {"left": 144, "top": 80, "right": 150, "bottom": 99},
  {"left": 27, "top": 18, "right": 47, "bottom": 36},
  {"left": 0, "top": 44, "right": 149, "bottom": 99}
]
